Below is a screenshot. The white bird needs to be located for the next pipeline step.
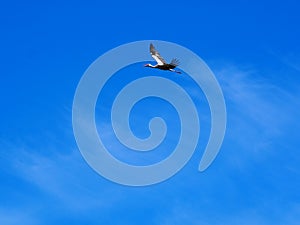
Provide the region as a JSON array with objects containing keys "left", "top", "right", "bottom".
[{"left": 144, "top": 43, "right": 182, "bottom": 74}]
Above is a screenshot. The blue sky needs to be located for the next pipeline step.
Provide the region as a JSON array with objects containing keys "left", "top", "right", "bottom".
[{"left": 1, "top": 0, "right": 300, "bottom": 224}]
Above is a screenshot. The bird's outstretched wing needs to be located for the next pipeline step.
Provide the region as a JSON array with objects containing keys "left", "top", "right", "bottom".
[
  {"left": 170, "top": 58, "right": 180, "bottom": 67},
  {"left": 150, "top": 43, "right": 166, "bottom": 65}
]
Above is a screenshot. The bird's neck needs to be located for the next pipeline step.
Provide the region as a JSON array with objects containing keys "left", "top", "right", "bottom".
[{"left": 149, "top": 64, "right": 156, "bottom": 68}]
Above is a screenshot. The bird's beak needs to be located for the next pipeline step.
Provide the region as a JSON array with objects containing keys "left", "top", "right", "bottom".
[{"left": 144, "top": 64, "right": 148, "bottom": 67}]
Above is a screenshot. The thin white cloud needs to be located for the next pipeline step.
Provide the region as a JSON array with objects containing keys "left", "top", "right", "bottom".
[
  {"left": 0, "top": 208, "right": 38, "bottom": 225},
  {"left": 214, "top": 64, "right": 300, "bottom": 146},
  {"left": 153, "top": 63, "right": 300, "bottom": 225},
  {"left": 225, "top": 67, "right": 295, "bottom": 124},
  {"left": 1, "top": 140, "right": 126, "bottom": 220},
  {"left": 157, "top": 200, "right": 300, "bottom": 225},
  {"left": 269, "top": 50, "right": 300, "bottom": 73}
]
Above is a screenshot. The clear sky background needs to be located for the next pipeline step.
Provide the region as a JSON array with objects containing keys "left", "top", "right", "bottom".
[{"left": 1, "top": 0, "right": 300, "bottom": 224}]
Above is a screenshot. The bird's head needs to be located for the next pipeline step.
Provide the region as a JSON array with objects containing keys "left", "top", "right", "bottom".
[{"left": 144, "top": 63, "right": 151, "bottom": 67}]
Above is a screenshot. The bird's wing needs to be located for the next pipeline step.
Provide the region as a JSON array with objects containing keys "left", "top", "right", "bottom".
[
  {"left": 170, "top": 58, "right": 180, "bottom": 67},
  {"left": 150, "top": 43, "right": 166, "bottom": 65}
]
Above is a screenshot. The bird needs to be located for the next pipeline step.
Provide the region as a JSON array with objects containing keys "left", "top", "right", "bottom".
[{"left": 144, "top": 43, "right": 182, "bottom": 74}]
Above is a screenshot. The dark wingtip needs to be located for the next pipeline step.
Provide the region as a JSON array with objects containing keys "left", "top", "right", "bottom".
[
  {"left": 170, "top": 58, "right": 180, "bottom": 67},
  {"left": 150, "top": 43, "right": 154, "bottom": 51}
]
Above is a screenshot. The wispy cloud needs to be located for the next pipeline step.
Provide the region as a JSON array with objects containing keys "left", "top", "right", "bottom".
[
  {"left": 2, "top": 60, "right": 300, "bottom": 225},
  {"left": 152, "top": 62, "right": 300, "bottom": 225},
  {"left": 269, "top": 50, "right": 300, "bottom": 73},
  {"left": 0, "top": 208, "right": 38, "bottom": 225},
  {"left": 214, "top": 64, "right": 300, "bottom": 147},
  {"left": 0, "top": 138, "right": 127, "bottom": 224},
  {"left": 225, "top": 66, "right": 296, "bottom": 123},
  {"left": 157, "top": 194, "right": 300, "bottom": 225}
]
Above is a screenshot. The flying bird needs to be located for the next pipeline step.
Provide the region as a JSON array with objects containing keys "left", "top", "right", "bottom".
[{"left": 144, "top": 43, "right": 182, "bottom": 74}]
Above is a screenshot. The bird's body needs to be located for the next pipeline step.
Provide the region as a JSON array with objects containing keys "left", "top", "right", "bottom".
[{"left": 144, "top": 44, "right": 182, "bottom": 74}]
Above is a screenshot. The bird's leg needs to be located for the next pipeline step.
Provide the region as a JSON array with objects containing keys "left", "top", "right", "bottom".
[{"left": 170, "top": 69, "right": 182, "bottom": 74}]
